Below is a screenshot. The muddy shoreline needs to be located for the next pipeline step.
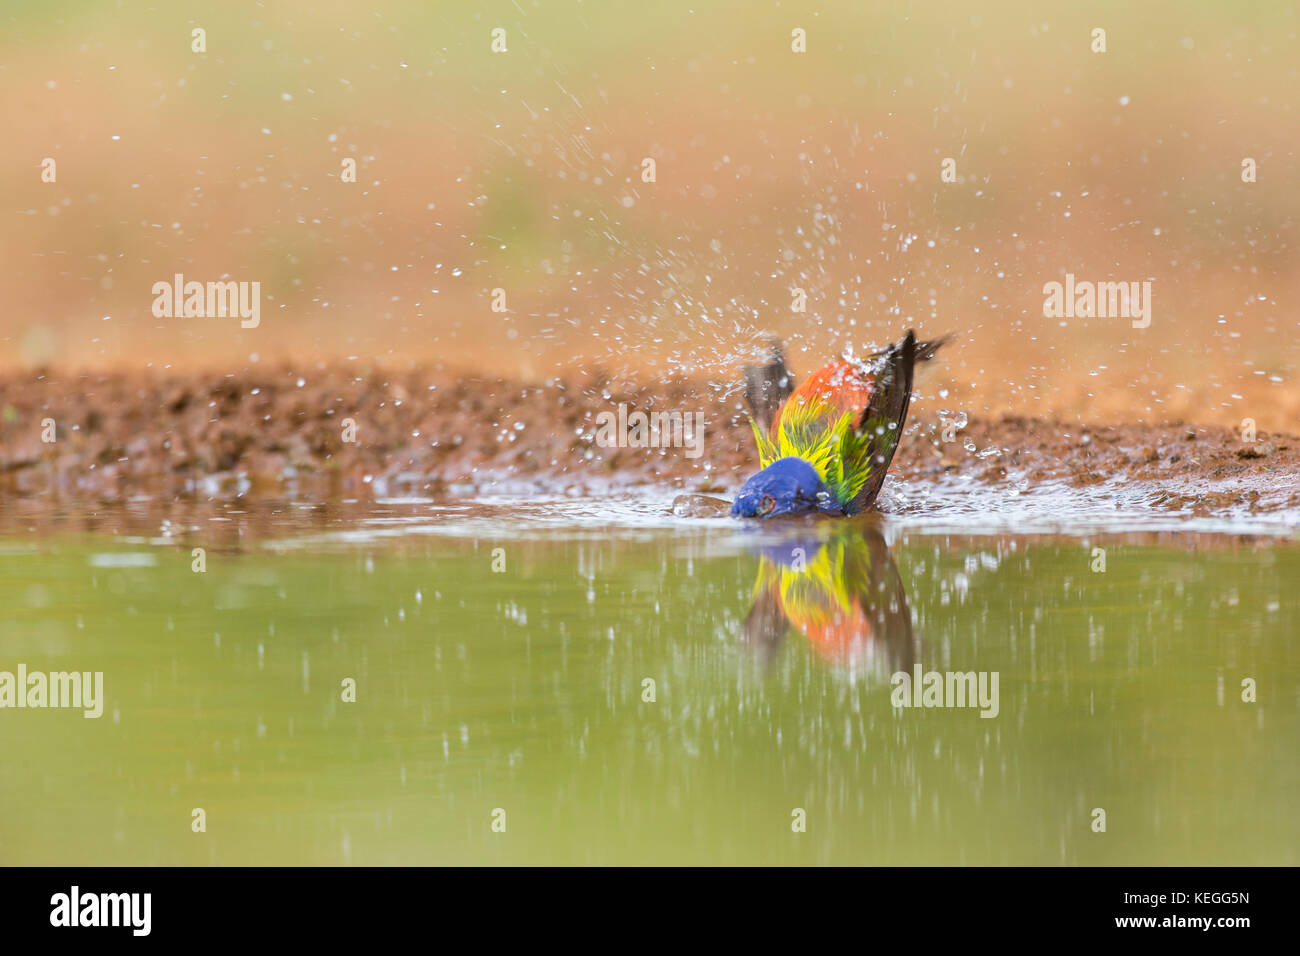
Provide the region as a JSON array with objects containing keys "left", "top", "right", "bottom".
[{"left": 2, "top": 366, "right": 1298, "bottom": 519}]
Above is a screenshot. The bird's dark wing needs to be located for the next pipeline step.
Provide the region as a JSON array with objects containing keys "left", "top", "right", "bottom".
[
  {"left": 871, "top": 333, "right": 951, "bottom": 364},
  {"left": 843, "top": 330, "right": 918, "bottom": 515},
  {"left": 740, "top": 582, "right": 791, "bottom": 672},
  {"left": 742, "top": 341, "right": 795, "bottom": 433},
  {"left": 857, "top": 526, "right": 916, "bottom": 675}
]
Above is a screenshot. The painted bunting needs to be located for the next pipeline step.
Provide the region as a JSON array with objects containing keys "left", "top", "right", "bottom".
[
  {"left": 732, "top": 330, "right": 948, "bottom": 518},
  {"left": 740, "top": 524, "right": 914, "bottom": 671}
]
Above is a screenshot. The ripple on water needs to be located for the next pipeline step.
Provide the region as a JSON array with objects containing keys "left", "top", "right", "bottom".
[{"left": 259, "top": 477, "right": 1299, "bottom": 552}]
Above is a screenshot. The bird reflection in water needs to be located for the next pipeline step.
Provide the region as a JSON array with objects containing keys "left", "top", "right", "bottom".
[{"left": 739, "top": 521, "right": 915, "bottom": 677}]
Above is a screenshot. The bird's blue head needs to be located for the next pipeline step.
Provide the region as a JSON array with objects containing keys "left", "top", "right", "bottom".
[{"left": 731, "top": 457, "right": 840, "bottom": 518}]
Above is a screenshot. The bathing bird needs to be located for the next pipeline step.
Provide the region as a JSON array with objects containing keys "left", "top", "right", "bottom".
[
  {"left": 741, "top": 525, "right": 915, "bottom": 670},
  {"left": 732, "top": 330, "right": 947, "bottom": 518}
]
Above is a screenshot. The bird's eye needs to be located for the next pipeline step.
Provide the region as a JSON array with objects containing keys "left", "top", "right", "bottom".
[{"left": 758, "top": 494, "right": 776, "bottom": 516}]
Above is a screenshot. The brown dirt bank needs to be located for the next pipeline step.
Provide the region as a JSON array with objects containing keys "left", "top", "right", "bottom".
[{"left": 1, "top": 366, "right": 1298, "bottom": 517}]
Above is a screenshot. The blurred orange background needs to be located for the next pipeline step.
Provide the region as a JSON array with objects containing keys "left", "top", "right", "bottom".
[{"left": 2, "top": 1, "right": 1297, "bottom": 430}]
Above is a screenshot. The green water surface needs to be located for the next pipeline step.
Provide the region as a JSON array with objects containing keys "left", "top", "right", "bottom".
[{"left": 0, "top": 507, "right": 1295, "bottom": 865}]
